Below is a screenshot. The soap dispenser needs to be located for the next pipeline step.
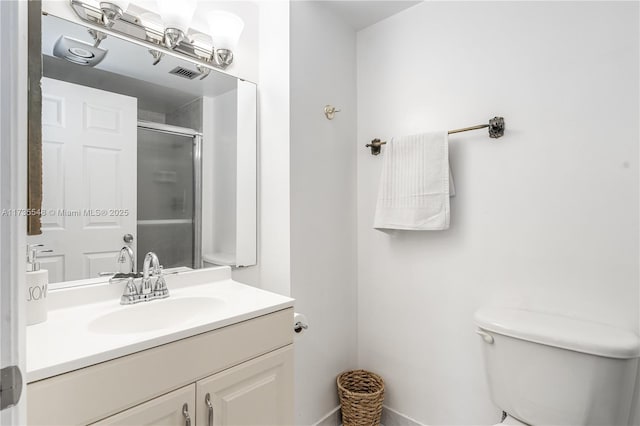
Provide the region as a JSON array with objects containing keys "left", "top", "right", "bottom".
[{"left": 26, "top": 244, "right": 51, "bottom": 325}]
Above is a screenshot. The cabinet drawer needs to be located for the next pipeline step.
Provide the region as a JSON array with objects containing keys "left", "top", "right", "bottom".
[
  {"left": 28, "top": 308, "right": 293, "bottom": 425},
  {"left": 91, "top": 385, "right": 195, "bottom": 426}
]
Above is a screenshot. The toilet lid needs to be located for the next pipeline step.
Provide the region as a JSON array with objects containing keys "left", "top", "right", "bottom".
[{"left": 475, "top": 307, "right": 640, "bottom": 359}]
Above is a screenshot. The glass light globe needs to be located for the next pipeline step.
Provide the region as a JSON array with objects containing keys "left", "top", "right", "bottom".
[
  {"left": 207, "top": 11, "right": 244, "bottom": 50},
  {"left": 156, "top": 0, "right": 197, "bottom": 32},
  {"left": 138, "top": 12, "right": 164, "bottom": 33}
]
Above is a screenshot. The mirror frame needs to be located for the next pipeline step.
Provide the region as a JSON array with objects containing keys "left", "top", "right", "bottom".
[{"left": 27, "top": 0, "right": 43, "bottom": 235}]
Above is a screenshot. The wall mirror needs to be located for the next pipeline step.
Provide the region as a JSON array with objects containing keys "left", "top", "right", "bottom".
[{"left": 28, "top": 12, "right": 257, "bottom": 287}]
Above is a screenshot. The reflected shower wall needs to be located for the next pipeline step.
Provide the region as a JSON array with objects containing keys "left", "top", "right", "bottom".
[{"left": 137, "top": 127, "right": 196, "bottom": 268}]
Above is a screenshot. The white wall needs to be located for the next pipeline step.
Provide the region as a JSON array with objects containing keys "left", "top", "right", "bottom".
[
  {"left": 232, "top": 0, "right": 291, "bottom": 297},
  {"left": 290, "top": 2, "right": 358, "bottom": 424},
  {"left": 356, "top": 2, "right": 639, "bottom": 425}
]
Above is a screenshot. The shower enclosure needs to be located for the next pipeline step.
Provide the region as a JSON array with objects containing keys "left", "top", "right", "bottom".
[{"left": 136, "top": 122, "right": 202, "bottom": 269}]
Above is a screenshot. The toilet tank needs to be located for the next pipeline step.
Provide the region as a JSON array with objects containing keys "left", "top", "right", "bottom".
[{"left": 475, "top": 307, "right": 640, "bottom": 426}]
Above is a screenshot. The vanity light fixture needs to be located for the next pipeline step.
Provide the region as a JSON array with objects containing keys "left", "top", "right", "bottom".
[
  {"left": 138, "top": 12, "right": 164, "bottom": 35},
  {"left": 208, "top": 11, "right": 244, "bottom": 67},
  {"left": 148, "top": 49, "right": 163, "bottom": 66},
  {"left": 99, "top": 0, "right": 129, "bottom": 27},
  {"left": 156, "top": 0, "right": 197, "bottom": 49},
  {"left": 196, "top": 64, "right": 211, "bottom": 80},
  {"left": 87, "top": 28, "right": 107, "bottom": 47},
  {"left": 69, "top": 0, "right": 240, "bottom": 70}
]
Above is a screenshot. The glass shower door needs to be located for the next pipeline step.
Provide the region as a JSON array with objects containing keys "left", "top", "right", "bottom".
[{"left": 137, "top": 127, "right": 196, "bottom": 269}]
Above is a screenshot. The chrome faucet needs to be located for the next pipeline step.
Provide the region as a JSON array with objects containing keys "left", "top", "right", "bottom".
[
  {"left": 120, "top": 251, "right": 169, "bottom": 305},
  {"left": 105, "top": 246, "right": 140, "bottom": 284},
  {"left": 117, "top": 246, "right": 135, "bottom": 274},
  {"left": 141, "top": 252, "right": 160, "bottom": 295}
]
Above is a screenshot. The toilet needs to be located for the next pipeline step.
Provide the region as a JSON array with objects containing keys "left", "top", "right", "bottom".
[{"left": 475, "top": 307, "right": 640, "bottom": 426}]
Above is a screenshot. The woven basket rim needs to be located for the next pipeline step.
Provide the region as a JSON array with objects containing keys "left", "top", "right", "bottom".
[{"left": 336, "top": 369, "right": 385, "bottom": 397}]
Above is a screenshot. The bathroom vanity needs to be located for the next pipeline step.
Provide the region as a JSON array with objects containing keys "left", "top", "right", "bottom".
[
  {"left": 26, "top": 267, "right": 294, "bottom": 425},
  {"left": 26, "top": 4, "right": 282, "bottom": 424}
]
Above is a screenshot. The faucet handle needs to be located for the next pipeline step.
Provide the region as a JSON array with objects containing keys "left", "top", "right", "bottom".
[
  {"left": 120, "top": 278, "right": 139, "bottom": 305},
  {"left": 152, "top": 275, "right": 169, "bottom": 299}
]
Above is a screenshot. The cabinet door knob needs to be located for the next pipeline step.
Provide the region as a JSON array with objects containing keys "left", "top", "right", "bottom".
[
  {"left": 205, "top": 393, "right": 214, "bottom": 426},
  {"left": 182, "top": 403, "right": 192, "bottom": 426}
]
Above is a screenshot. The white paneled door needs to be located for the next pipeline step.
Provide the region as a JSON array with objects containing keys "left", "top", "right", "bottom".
[{"left": 28, "top": 77, "right": 137, "bottom": 283}]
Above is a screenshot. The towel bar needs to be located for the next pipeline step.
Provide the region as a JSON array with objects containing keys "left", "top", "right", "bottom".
[{"left": 366, "top": 116, "right": 505, "bottom": 155}]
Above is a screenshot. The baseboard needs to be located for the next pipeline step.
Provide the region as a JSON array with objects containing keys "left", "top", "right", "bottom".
[
  {"left": 381, "top": 405, "right": 426, "bottom": 426},
  {"left": 313, "top": 406, "right": 341, "bottom": 426},
  {"left": 312, "top": 405, "right": 425, "bottom": 426}
]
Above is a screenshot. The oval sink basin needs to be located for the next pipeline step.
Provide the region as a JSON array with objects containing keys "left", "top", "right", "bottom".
[{"left": 88, "top": 297, "right": 227, "bottom": 335}]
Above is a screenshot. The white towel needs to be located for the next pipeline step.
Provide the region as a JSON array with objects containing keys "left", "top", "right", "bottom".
[{"left": 373, "top": 131, "right": 453, "bottom": 231}]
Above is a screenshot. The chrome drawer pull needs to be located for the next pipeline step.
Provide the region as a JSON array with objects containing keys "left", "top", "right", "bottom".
[
  {"left": 205, "top": 393, "right": 214, "bottom": 426},
  {"left": 182, "top": 403, "right": 191, "bottom": 426}
]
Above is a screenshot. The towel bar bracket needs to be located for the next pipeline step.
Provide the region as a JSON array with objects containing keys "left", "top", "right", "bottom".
[
  {"left": 365, "top": 138, "right": 386, "bottom": 155},
  {"left": 324, "top": 105, "right": 341, "bottom": 120},
  {"left": 488, "top": 116, "right": 505, "bottom": 138}
]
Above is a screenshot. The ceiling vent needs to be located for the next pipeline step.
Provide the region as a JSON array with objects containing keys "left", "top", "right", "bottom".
[{"left": 168, "top": 66, "right": 201, "bottom": 80}]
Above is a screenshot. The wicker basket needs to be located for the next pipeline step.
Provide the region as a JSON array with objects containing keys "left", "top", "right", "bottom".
[{"left": 337, "top": 370, "right": 385, "bottom": 426}]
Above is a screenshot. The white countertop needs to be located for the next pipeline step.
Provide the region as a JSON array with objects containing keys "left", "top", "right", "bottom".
[{"left": 27, "top": 267, "right": 294, "bottom": 383}]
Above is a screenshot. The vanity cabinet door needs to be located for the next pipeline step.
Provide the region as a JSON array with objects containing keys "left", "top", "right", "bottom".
[
  {"left": 196, "top": 346, "right": 294, "bottom": 426},
  {"left": 92, "top": 385, "right": 196, "bottom": 426}
]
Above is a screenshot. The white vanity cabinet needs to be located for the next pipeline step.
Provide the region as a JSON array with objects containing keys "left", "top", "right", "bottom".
[
  {"left": 93, "top": 385, "right": 196, "bottom": 426},
  {"left": 93, "top": 347, "right": 293, "bottom": 426},
  {"left": 27, "top": 308, "right": 294, "bottom": 426}
]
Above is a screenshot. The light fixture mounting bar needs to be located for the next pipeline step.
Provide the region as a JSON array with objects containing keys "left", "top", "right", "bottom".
[{"left": 68, "top": 0, "right": 232, "bottom": 70}]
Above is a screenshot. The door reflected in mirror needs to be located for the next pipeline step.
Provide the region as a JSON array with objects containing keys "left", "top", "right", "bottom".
[{"left": 28, "top": 13, "right": 257, "bottom": 287}]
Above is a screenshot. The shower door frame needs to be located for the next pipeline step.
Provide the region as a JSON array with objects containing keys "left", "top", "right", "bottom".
[{"left": 137, "top": 121, "right": 203, "bottom": 269}]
